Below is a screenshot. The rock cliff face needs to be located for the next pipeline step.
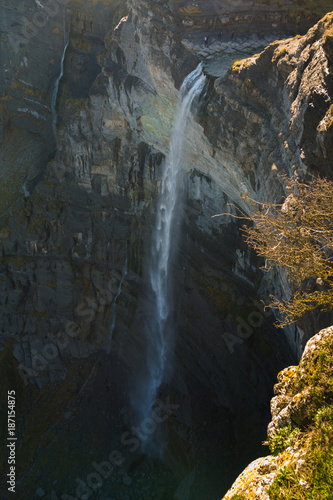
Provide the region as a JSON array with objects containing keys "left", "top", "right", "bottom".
[
  {"left": 0, "top": 1, "right": 333, "bottom": 499},
  {"left": 201, "top": 11, "right": 333, "bottom": 339},
  {"left": 221, "top": 324, "right": 333, "bottom": 500},
  {"left": 169, "top": 0, "right": 319, "bottom": 34}
]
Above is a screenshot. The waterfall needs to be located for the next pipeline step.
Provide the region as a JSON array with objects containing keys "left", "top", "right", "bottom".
[
  {"left": 52, "top": 15, "right": 70, "bottom": 137},
  {"left": 133, "top": 64, "right": 206, "bottom": 448}
]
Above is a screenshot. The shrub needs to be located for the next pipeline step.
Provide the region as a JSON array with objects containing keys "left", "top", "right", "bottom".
[
  {"left": 268, "top": 405, "right": 333, "bottom": 499},
  {"left": 236, "top": 175, "right": 333, "bottom": 326},
  {"left": 268, "top": 424, "right": 301, "bottom": 455}
]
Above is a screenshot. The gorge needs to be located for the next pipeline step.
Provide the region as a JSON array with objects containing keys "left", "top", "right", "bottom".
[
  {"left": 0, "top": 1, "right": 333, "bottom": 499},
  {"left": 131, "top": 63, "right": 206, "bottom": 452}
]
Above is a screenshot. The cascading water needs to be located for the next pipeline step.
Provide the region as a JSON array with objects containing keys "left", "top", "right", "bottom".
[
  {"left": 132, "top": 64, "right": 206, "bottom": 450},
  {"left": 52, "top": 14, "right": 70, "bottom": 137}
]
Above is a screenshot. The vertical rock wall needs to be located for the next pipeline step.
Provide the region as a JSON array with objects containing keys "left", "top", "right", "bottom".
[{"left": 0, "top": 1, "right": 332, "bottom": 498}]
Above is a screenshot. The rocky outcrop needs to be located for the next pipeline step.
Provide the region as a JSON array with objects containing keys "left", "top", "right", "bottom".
[
  {"left": 200, "top": 11, "right": 333, "bottom": 342},
  {"left": 221, "top": 325, "right": 333, "bottom": 500}
]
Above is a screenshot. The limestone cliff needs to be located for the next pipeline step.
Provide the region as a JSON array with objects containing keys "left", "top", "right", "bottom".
[
  {"left": 201, "top": 11, "right": 333, "bottom": 341},
  {"left": 0, "top": 1, "right": 333, "bottom": 499},
  {"left": 221, "top": 325, "right": 333, "bottom": 500}
]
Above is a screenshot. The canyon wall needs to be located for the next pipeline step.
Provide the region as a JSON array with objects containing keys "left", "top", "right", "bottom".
[
  {"left": 221, "top": 325, "right": 333, "bottom": 500},
  {"left": 0, "top": 1, "right": 332, "bottom": 498}
]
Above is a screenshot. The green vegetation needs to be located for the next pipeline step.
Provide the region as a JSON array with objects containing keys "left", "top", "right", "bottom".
[
  {"left": 267, "top": 336, "right": 333, "bottom": 499},
  {"left": 272, "top": 47, "right": 287, "bottom": 63},
  {"left": 268, "top": 467, "right": 300, "bottom": 499},
  {"left": 268, "top": 424, "right": 301, "bottom": 455},
  {"left": 268, "top": 405, "right": 333, "bottom": 499},
  {"left": 296, "top": 339, "right": 333, "bottom": 417}
]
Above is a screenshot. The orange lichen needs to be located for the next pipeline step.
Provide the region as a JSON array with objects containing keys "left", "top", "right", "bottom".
[{"left": 179, "top": 4, "right": 202, "bottom": 16}]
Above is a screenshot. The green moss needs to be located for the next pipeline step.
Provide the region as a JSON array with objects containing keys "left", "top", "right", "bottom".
[
  {"left": 297, "top": 340, "right": 333, "bottom": 405},
  {"left": 272, "top": 47, "right": 287, "bottom": 63},
  {"left": 268, "top": 405, "right": 333, "bottom": 499},
  {"left": 269, "top": 340, "right": 333, "bottom": 431},
  {"left": 268, "top": 335, "right": 333, "bottom": 499}
]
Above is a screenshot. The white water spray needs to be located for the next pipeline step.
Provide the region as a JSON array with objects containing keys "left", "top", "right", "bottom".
[
  {"left": 52, "top": 16, "right": 70, "bottom": 137},
  {"left": 134, "top": 64, "right": 206, "bottom": 437}
]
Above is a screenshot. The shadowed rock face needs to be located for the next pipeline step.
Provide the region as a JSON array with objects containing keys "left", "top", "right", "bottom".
[{"left": 0, "top": 1, "right": 332, "bottom": 498}]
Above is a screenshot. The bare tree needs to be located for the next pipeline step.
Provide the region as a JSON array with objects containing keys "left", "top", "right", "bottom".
[{"left": 214, "top": 175, "right": 333, "bottom": 326}]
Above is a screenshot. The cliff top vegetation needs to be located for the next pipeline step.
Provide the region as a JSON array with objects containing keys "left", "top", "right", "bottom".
[
  {"left": 223, "top": 326, "right": 333, "bottom": 499},
  {"left": 213, "top": 175, "right": 333, "bottom": 327},
  {"left": 241, "top": 175, "right": 333, "bottom": 327}
]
